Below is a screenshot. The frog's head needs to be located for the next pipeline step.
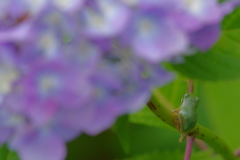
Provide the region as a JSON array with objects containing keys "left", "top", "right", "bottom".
[{"left": 181, "top": 93, "right": 199, "bottom": 109}]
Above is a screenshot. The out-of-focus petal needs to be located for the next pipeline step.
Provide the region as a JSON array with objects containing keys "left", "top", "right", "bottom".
[
  {"left": 14, "top": 131, "right": 66, "bottom": 160},
  {"left": 124, "top": 9, "right": 188, "bottom": 63},
  {"left": 189, "top": 24, "right": 220, "bottom": 50},
  {"left": 53, "top": 0, "right": 85, "bottom": 12},
  {"left": 80, "top": 0, "right": 131, "bottom": 38}
]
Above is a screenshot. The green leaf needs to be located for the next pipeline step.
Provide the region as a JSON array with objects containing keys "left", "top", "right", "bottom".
[
  {"left": 222, "top": 7, "right": 240, "bottom": 30},
  {"left": 0, "top": 145, "right": 9, "bottom": 160},
  {"left": 170, "top": 30, "right": 240, "bottom": 81},
  {"left": 0, "top": 145, "right": 20, "bottom": 160},
  {"left": 115, "top": 115, "right": 131, "bottom": 154},
  {"left": 169, "top": 8, "right": 240, "bottom": 81},
  {"left": 6, "top": 152, "right": 20, "bottom": 160}
]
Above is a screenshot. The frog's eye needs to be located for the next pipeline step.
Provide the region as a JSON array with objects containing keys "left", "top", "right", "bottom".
[{"left": 184, "top": 93, "right": 190, "bottom": 98}]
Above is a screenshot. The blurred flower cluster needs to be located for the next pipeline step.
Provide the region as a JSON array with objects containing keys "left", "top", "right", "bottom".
[{"left": 0, "top": 0, "right": 238, "bottom": 160}]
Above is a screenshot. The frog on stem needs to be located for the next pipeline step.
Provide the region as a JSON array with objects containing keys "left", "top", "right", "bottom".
[{"left": 172, "top": 93, "right": 199, "bottom": 142}]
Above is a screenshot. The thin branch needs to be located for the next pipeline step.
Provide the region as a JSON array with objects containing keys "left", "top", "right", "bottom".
[
  {"left": 184, "top": 136, "right": 195, "bottom": 160},
  {"left": 183, "top": 79, "right": 196, "bottom": 160},
  {"left": 188, "top": 79, "right": 208, "bottom": 151},
  {"left": 187, "top": 79, "right": 209, "bottom": 151},
  {"left": 187, "top": 79, "right": 194, "bottom": 93}
]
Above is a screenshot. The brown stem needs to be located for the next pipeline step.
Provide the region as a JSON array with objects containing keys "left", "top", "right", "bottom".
[{"left": 187, "top": 79, "right": 194, "bottom": 93}]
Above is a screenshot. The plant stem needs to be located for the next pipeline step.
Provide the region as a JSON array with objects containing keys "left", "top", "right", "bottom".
[
  {"left": 184, "top": 79, "right": 195, "bottom": 160},
  {"left": 187, "top": 79, "right": 209, "bottom": 151},
  {"left": 187, "top": 79, "right": 194, "bottom": 93},
  {"left": 147, "top": 90, "right": 237, "bottom": 160},
  {"left": 190, "top": 125, "right": 237, "bottom": 160},
  {"left": 184, "top": 136, "right": 195, "bottom": 160}
]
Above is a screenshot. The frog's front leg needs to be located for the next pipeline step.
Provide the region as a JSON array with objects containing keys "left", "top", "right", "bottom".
[
  {"left": 178, "top": 116, "right": 189, "bottom": 142},
  {"left": 172, "top": 110, "right": 188, "bottom": 142},
  {"left": 172, "top": 109, "right": 184, "bottom": 132}
]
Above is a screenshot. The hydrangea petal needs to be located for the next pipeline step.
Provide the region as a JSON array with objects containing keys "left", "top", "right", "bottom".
[
  {"left": 53, "top": 0, "right": 85, "bottom": 12},
  {"left": 174, "top": 0, "right": 222, "bottom": 31},
  {"left": 189, "top": 24, "right": 220, "bottom": 50},
  {"left": 127, "top": 9, "right": 188, "bottom": 62},
  {"left": 15, "top": 131, "right": 66, "bottom": 160},
  {"left": 80, "top": 0, "right": 131, "bottom": 38}
]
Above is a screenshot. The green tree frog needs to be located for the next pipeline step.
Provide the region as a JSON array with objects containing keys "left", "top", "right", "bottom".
[{"left": 172, "top": 93, "right": 199, "bottom": 142}]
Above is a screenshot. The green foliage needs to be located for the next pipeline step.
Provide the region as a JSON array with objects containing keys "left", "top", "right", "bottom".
[
  {"left": 5, "top": 152, "right": 19, "bottom": 160},
  {"left": 169, "top": 32, "right": 240, "bottom": 80},
  {"left": 115, "top": 115, "right": 131, "bottom": 154},
  {"left": 0, "top": 145, "right": 19, "bottom": 160},
  {"left": 222, "top": 7, "right": 240, "bottom": 30},
  {"left": 0, "top": 145, "right": 9, "bottom": 160},
  {"left": 169, "top": 7, "right": 240, "bottom": 81}
]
